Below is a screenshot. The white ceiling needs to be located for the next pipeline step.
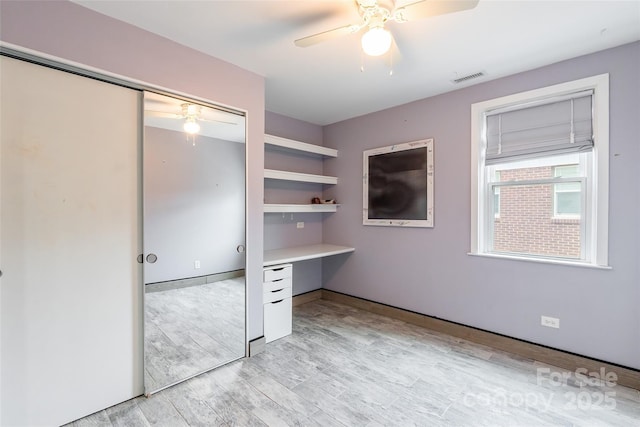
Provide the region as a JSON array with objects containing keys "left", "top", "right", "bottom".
[{"left": 74, "top": 0, "right": 640, "bottom": 126}]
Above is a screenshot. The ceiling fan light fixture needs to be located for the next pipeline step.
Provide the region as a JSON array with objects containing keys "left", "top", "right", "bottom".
[
  {"left": 182, "top": 103, "right": 200, "bottom": 116},
  {"left": 183, "top": 117, "right": 200, "bottom": 134},
  {"left": 361, "top": 26, "right": 392, "bottom": 56}
]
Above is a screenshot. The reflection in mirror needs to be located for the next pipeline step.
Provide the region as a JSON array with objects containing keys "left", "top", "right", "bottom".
[{"left": 143, "top": 91, "right": 246, "bottom": 395}]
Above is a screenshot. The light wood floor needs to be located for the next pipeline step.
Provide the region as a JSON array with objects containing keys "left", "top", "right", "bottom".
[
  {"left": 144, "top": 277, "right": 245, "bottom": 393},
  {"left": 69, "top": 299, "right": 639, "bottom": 426}
]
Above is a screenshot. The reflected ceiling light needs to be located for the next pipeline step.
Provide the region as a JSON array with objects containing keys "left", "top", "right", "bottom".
[
  {"left": 183, "top": 103, "right": 200, "bottom": 117},
  {"left": 181, "top": 103, "right": 202, "bottom": 135},
  {"left": 183, "top": 116, "right": 200, "bottom": 134},
  {"left": 361, "top": 25, "right": 392, "bottom": 56}
]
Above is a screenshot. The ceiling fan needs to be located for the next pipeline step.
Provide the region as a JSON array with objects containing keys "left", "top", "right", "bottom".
[
  {"left": 146, "top": 101, "right": 238, "bottom": 135},
  {"left": 294, "top": 0, "right": 479, "bottom": 56}
]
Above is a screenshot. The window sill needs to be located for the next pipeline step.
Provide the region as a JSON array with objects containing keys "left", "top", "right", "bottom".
[{"left": 467, "top": 252, "right": 612, "bottom": 270}]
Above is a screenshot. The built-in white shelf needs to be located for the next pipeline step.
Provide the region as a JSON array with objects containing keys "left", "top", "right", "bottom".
[
  {"left": 264, "top": 244, "right": 355, "bottom": 267},
  {"left": 264, "top": 169, "right": 337, "bottom": 185},
  {"left": 264, "top": 203, "right": 339, "bottom": 213},
  {"left": 265, "top": 134, "right": 337, "bottom": 158}
]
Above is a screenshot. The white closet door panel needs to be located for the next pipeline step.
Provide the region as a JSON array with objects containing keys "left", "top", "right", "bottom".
[{"left": 0, "top": 57, "right": 142, "bottom": 426}]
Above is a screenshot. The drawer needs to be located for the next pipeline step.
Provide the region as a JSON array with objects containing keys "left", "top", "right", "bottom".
[
  {"left": 263, "top": 264, "right": 292, "bottom": 282},
  {"left": 263, "top": 280, "right": 292, "bottom": 303},
  {"left": 263, "top": 276, "right": 292, "bottom": 293},
  {"left": 264, "top": 297, "right": 292, "bottom": 343}
]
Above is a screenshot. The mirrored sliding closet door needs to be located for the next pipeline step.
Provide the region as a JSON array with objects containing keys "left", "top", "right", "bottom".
[{"left": 142, "top": 91, "right": 246, "bottom": 394}]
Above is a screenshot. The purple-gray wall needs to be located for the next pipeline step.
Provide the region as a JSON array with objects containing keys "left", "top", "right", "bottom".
[
  {"left": 0, "top": 0, "right": 266, "bottom": 340},
  {"left": 323, "top": 41, "right": 640, "bottom": 369},
  {"left": 143, "top": 127, "right": 245, "bottom": 284},
  {"left": 265, "top": 111, "right": 325, "bottom": 295}
]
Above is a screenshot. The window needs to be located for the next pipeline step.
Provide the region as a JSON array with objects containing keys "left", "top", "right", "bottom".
[
  {"left": 553, "top": 165, "right": 581, "bottom": 218},
  {"left": 487, "top": 155, "right": 585, "bottom": 259},
  {"left": 470, "top": 75, "right": 609, "bottom": 267}
]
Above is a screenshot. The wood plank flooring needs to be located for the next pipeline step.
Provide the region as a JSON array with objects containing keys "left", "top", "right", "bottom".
[
  {"left": 144, "top": 277, "right": 245, "bottom": 393},
  {"left": 69, "top": 299, "right": 640, "bottom": 426}
]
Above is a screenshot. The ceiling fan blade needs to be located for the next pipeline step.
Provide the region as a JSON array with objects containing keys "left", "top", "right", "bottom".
[
  {"left": 146, "top": 110, "right": 237, "bottom": 126},
  {"left": 199, "top": 117, "right": 238, "bottom": 126},
  {"left": 145, "top": 110, "right": 182, "bottom": 119},
  {"left": 294, "top": 24, "right": 361, "bottom": 48},
  {"left": 393, "top": 0, "right": 479, "bottom": 22}
]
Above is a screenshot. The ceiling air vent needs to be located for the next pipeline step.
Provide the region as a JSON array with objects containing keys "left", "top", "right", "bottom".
[{"left": 452, "top": 71, "right": 486, "bottom": 84}]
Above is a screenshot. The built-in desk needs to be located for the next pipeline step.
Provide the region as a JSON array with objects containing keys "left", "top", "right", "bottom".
[
  {"left": 262, "top": 244, "right": 354, "bottom": 343},
  {"left": 263, "top": 243, "right": 355, "bottom": 267}
]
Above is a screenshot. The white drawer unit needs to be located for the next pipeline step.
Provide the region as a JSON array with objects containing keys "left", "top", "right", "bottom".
[{"left": 263, "top": 263, "right": 293, "bottom": 343}]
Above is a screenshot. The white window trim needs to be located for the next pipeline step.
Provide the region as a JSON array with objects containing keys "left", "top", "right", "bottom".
[{"left": 470, "top": 74, "right": 609, "bottom": 268}]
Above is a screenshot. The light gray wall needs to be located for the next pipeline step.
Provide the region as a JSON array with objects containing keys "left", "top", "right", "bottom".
[
  {"left": 265, "top": 111, "right": 325, "bottom": 295},
  {"left": 143, "top": 127, "right": 245, "bottom": 284},
  {"left": 323, "top": 42, "right": 640, "bottom": 369},
  {"left": 0, "top": 0, "right": 265, "bottom": 340}
]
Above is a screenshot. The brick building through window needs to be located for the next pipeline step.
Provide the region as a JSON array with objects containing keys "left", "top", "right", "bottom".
[{"left": 492, "top": 164, "right": 581, "bottom": 259}]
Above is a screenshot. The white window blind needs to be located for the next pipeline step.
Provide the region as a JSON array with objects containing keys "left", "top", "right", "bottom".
[{"left": 485, "top": 90, "right": 593, "bottom": 165}]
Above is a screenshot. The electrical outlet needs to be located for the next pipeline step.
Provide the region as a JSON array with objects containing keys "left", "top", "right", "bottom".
[
  {"left": 194, "top": 260, "right": 201, "bottom": 269},
  {"left": 541, "top": 315, "right": 560, "bottom": 329},
  {"left": 296, "top": 222, "right": 304, "bottom": 229}
]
